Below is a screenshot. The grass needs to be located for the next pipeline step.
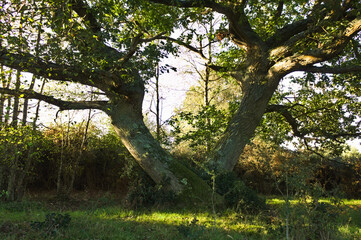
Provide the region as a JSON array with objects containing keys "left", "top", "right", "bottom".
[{"left": 0, "top": 195, "right": 360, "bottom": 239}]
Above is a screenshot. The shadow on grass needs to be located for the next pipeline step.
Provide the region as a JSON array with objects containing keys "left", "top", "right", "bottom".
[{"left": 0, "top": 199, "right": 361, "bottom": 240}]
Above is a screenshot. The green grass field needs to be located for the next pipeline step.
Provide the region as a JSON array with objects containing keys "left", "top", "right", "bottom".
[{"left": 0, "top": 196, "right": 360, "bottom": 239}]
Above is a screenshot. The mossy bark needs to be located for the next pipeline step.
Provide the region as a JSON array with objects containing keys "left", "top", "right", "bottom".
[{"left": 109, "top": 96, "right": 222, "bottom": 206}]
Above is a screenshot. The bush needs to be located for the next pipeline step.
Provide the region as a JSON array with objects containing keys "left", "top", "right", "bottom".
[
  {"left": 126, "top": 175, "right": 176, "bottom": 208},
  {"left": 215, "top": 172, "right": 266, "bottom": 213},
  {"left": 0, "top": 125, "right": 50, "bottom": 201},
  {"left": 31, "top": 213, "right": 71, "bottom": 236}
]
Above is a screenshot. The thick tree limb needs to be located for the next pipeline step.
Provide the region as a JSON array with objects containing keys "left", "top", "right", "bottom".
[
  {"left": 270, "top": 16, "right": 361, "bottom": 76},
  {"left": 300, "top": 65, "right": 361, "bottom": 74},
  {"left": 0, "top": 48, "right": 120, "bottom": 91},
  {"left": 150, "top": 0, "right": 264, "bottom": 49},
  {"left": 267, "top": 19, "right": 314, "bottom": 49},
  {"left": 149, "top": 0, "right": 228, "bottom": 14},
  {"left": 0, "top": 88, "right": 108, "bottom": 111}
]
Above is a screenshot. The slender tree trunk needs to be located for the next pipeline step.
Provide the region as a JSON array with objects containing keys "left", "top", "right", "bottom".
[
  {"left": 15, "top": 143, "right": 33, "bottom": 201},
  {"left": 5, "top": 96, "right": 11, "bottom": 125},
  {"left": 32, "top": 78, "right": 46, "bottom": 130},
  {"left": 57, "top": 125, "right": 65, "bottom": 197},
  {"left": 12, "top": 13, "right": 24, "bottom": 128},
  {"left": 0, "top": 95, "right": 4, "bottom": 124},
  {"left": 67, "top": 106, "right": 92, "bottom": 196},
  {"left": 4, "top": 69, "right": 13, "bottom": 125},
  {"left": 23, "top": 15, "right": 42, "bottom": 126},
  {"left": 22, "top": 75, "right": 36, "bottom": 125},
  {"left": 0, "top": 65, "right": 5, "bottom": 123},
  {"left": 7, "top": 145, "right": 19, "bottom": 201},
  {"left": 155, "top": 65, "right": 161, "bottom": 141},
  {"left": 11, "top": 70, "right": 21, "bottom": 127},
  {"left": 0, "top": 164, "right": 4, "bottom": 192}
]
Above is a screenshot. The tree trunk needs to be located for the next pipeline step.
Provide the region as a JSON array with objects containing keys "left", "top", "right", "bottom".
[
  {"left": 0, "top": 164, "right": 4, "bottom": 191},
  {"left": 0, "top": 65, "right": 5, "bottom": 123},
  {"left": 7, "top": 146, "right": 19, "bottom": 201},
  {"left": 155, "top": 65, "right": 161, "bottom": 141},
  {"left": 109, "top": 96, "right": 222, "bottom": 204},
  {"left": 22, "top": 75, "right": 36, "bottom": 125},
  {"left": 15, "top": 144, "right": 33, "bottom": 201},
  {"left": 67, "top": 108, "right": 92, "bottom": 196},
  {"left": 56, "top": 126, "right": 66, "bottom": 198},
  {"left": 11, "top": 70, "right": 21, "bottom": 127},
  {"left": 32, "top": 78, "right": 46, "bottom": 130},
  {"left": 211, "top": 71, "right": 281, "bottom": 172}
]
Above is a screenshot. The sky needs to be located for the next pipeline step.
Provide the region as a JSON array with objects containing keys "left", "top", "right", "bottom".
[{"left": 13, "top": 55, "right": 361, "bottom": 153}]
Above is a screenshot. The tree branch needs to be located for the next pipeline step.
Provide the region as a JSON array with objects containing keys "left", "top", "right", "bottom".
[
  {"left": 300, "top": 65, "right": 361, "bottom": 74},
  {"left": 158, "top": 36, "right": 208, "bottom": 60},
  {"left": 266, "top": 104, "right": 361, "bottom": 145},
  {"left": 0, "top": 48, "right": 119, "bottom": 91},
  {"left": 149, "top": 0, "right": 227, "bottom": 14},
  {"left": 270, "top": 16, "right": 361, "bottom": 76},
  {"left": 266, "top": 104, "right": 303, "bottom": 137},
  {"left": 70, "top": 0, "right": 102, "bottom": 35},
  {"left": 266, "top": 19, "right": 313, "bottom": 48},
  {"left": 0, "top": 88, "right": 108, "bottom": 111},
  {"left": 149, "top": 0, "right": 264, "bottom": 49}
]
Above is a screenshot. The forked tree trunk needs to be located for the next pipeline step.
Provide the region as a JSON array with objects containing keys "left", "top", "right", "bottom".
[{"left": 108, "top": 95, "right": 222, "bottom": 204}]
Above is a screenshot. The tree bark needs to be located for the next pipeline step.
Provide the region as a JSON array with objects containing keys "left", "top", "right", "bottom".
[
  {"left": 7, "top": 145, "right": 19, "bottom": 201},
  {"left": 210, "top": 69, "right": 281, "bottom": 172},
  {"left": 11, "top": 70, "right": 21, "bottom": 127},
  {"left": 108, "top": 94, "right": 222, "bottom": 204}
]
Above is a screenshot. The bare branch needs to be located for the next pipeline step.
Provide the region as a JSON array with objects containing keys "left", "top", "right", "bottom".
[
  {"left": 0, "top": 88, "right": 108, "bottom": 111},
  {"left": 159, "top": 36, "right": 208, "bottom": 60},
  {"left": 266, "top": 104, "right": 303, "bottom": 137},
  {"left": 273, "top": 1, "right": 284, "bottom": 22},
  {"left": 118, "top": 31, "right": 168, "bottom": 66}
]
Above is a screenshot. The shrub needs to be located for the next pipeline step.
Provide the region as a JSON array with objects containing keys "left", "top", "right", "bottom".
[
  {"left": 215, "top": 172, "right": 266, "bottom": 213},
  {"left": 126, "top": 175, "right": 176, "bottom": 208},
  {"left": 31, "top": 213, "right": 71, "bottom": 236}
]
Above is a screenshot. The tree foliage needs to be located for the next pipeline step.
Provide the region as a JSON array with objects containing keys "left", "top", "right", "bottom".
[{"left": 1, "top": 0, "right": 361, "bottom": 197}]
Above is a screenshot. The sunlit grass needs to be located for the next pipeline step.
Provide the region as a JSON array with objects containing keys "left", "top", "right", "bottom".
[
  {"left": 267, "top": 197, "right": 361, "bottom": 206},
  {"left": 0, "top": 197, "right": 360, "bottom": 239}
]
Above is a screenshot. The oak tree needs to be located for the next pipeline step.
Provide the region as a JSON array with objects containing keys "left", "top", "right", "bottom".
[{"left": 1, "top": 0, "right": 361, "bottom": 202}]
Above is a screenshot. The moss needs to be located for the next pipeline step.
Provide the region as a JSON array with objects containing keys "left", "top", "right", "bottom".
[{"left": 169, "top": 160, "right": 224, "bottom": 207}]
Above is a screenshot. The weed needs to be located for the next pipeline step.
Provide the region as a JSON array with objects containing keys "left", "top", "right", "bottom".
[
  {"left": 30, "top": 212, "right": 71, "bottom": 236},
  {"left": 0, "top": 190, "right": 9, "bottom": 201},
  {"left": 177, "top": 217, "right": 206, "bottom": 239}
]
